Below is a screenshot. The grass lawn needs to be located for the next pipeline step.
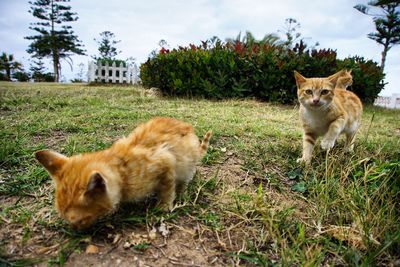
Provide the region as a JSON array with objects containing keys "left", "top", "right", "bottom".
[{"left": 0, "top": 81, "right": 399, "bottom": 266}]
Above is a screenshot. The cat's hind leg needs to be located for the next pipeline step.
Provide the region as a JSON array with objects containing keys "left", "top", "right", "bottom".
[
  {"left": 150, "top": 149, "right": 177, "bottom": 211},
  {"left": 156, "top": 166, "right": 176, "bottom": 211},
  {"left": 176, "top": 180, "right": 188, "bottom": 196},
  {"left": 345, "top": 133, "right": 355, "bottom": 152},
  {"left": 345, "top": 130, "right": 357, "bottom": 152},
  {"left": 175, "top": 164, "right": 196, "bottom": 195},
  {"left": 344, "top": 121, "right": 360, "bottom": 152}
]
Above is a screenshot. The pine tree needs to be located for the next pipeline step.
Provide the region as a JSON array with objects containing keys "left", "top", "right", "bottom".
[
  {"left": 354, "top": 1, "right": 400, "bottom": 70},
  {"left": 93, "top": 31, "right": 121, "bottom": 60},
  {"left": 25, "top": 0, "right": 85, "bottom": 82},
  {"left": 29, "top": 57, "right": 47, "bottom": 82}
]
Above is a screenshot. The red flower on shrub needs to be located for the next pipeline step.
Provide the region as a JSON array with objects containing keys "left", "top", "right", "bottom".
[
  {"left": 234, "top": 41, "right": 246, "bottom": 57},
  {"left": 252, "top": 44, "right": 260, "bottom": 54},
  {"left": 234, "top": 42, "right": 243, "bottom": 52},
  {"left": 262, "top": 43, "right": 271, "bottom": 52},
  {"left": 190, "top": 44, "right": 197, "bottom": 51},
  {"left": 160, "top": 47, "right": 169, "bottom": 54}
]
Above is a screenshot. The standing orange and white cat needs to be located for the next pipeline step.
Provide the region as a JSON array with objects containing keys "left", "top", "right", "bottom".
[
  {"left": 35, "top": 117, "right": 212, "bottom": 229},
  {"left": 335, "top": 69, "right": 353, "bottom": 90},
  {"left": 294, "top": 70, "right": 363, "bottom": 163}
]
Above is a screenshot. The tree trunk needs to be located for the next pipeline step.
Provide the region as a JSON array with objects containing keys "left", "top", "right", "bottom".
[
  {"left": 50, "top": 0, "right": 59, "bottom": 82},
  {"left": 5, "top": 66, "right": 11, "bottom": 81},
  {"left": 380, "top": 42, "right": 389, "bottom": 71},
  {"left": 53, "top": 53, "right": 59, "bottom": 82}
]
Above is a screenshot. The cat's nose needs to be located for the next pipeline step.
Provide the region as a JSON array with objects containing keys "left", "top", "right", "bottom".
[
  {"left": 313, "top": 99, "right": 320, "bottom": 104},
  {"left": 71, "top": 219, "right": 90, "bottom": 230}
]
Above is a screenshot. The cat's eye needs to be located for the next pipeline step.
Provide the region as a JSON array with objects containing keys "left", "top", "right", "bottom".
[
  {"left": 305, "top": 89, "right": 313, "bottom": 95},
  {"left": 321, "top": 89, "right": 329, "bottom": 95}
]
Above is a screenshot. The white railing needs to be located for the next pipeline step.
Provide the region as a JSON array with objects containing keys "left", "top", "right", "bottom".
[
  {"left": 88, "top": 61, "right": 139, "bottom": 84},
  {"left": 374, "top": 94, "right": 400, "bottom": 109}
]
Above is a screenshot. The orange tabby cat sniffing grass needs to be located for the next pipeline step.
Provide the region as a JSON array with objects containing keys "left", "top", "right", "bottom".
[
  {"left": 294, "top": 70, "right": 363, "bottom": 164},
  {"left": 35, "top": 117, "right": 212, "bottom": 229}
]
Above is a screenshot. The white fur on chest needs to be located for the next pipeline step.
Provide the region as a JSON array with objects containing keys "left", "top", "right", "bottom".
[{"left": 301, "top": 107, "right": 330, "bottom": 136}]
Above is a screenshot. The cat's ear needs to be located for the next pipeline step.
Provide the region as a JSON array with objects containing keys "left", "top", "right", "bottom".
[
  {"left": 294, "top": 71, "right": 307, "bottom": 88},
  {"left": 86, "top": 172, "right": 107, "bottom": 195},
  {"left": 328, "top": 70, "right": 344, "bottom": 87},
  {"left": 347, "top": 69, "right": 352, "bottom": 75},
  {"left": 35, "top": 150, "right": 68, "bottom": 177}
]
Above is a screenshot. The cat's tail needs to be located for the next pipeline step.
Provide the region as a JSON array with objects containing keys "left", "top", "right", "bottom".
[{"left": 199, "top": 130, "right": 212, "bottom": 156}]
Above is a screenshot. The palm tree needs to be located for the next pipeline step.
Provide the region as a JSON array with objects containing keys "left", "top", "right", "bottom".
[
  {"left": 0, "top": 52, "right": 22, "bottom": 81},
  {"left": 226, "top": 31, "right": 282, "bottom": 47}
]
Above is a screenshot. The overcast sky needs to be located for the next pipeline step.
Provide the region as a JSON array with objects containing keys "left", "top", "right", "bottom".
[{"left": 0, "top": 0, "right": 398, "bottom": 96}]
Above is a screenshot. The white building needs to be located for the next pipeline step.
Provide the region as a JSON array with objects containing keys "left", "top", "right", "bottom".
[{"left": 88, "top": 61, "right": 139, "bottom": 84}]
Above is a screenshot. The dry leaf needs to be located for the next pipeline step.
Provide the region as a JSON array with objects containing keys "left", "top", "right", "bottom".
[
  {"left": 112, "top": 233, "right": 121, "bottom": 244},
  {"left": 105, "top": 223, "right": 115, "bottom": 229},
  {"left": 85, "top": 244, "right": 99, "bottom": 254},
  {"left": 323, "top": 225, "right": 380, "bottom": 250},
  {"left": 123, "top": 241, "right": 132, "bottom": 249},
  {"left": 36, "top": 245, "right": 58, "bottom": 255},
  {"left": 123, "top": 232, "right": 149, "bottom": 249},
  {"left": 159, "top": 222, "right": 169, "bottom": 237},
  {"left": 148, "top": 227, "right": 157, "bottom": 240}
]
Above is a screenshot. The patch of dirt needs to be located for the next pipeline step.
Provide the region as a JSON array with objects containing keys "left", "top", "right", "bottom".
[
  {"left": 65, "top": 224, "right": 228, "bottom": 267},
  {"left": 32, "top": 129, "right": 69, "bottom": 150},
  {"left": 0, "top": 199, "right": 230, "bottom": 266}
]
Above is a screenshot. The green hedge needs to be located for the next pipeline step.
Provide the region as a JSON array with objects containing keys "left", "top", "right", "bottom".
[
  {"left": 96, "top": 58, "right": 126, "bottom": 67},
  {"left": 140, "top": 40, "right": 385, "bottom": 104}
]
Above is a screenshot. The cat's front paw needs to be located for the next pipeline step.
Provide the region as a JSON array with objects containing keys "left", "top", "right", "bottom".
[
  {"left": 296, "top": 157, "right": 311, "bottom": 164},
  {"left": 345, "top": 144, "right": 355, "bottom": 153},
  {"left": 156, "top": 202, "right": 173, "bottom": 212},
  {"left": 321, "top": 138, "right": 335, "bottom": 150}
]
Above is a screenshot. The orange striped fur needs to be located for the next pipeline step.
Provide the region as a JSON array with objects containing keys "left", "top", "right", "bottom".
[
  {"left": 294, "top": 70, "right": 363, "bottom": 163},
  {"left": 335, "top": 69, "right": 353, "bottom": 90},
  {"left": 35, "top": 117, "right": 212, "bottom": 229}
]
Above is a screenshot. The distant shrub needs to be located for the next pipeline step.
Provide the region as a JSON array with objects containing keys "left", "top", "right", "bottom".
[
  {"left": 140, "top": 39, "right": 385, "bottom": 104},
  {"left": 0, "top": 72, "right": 7, "bottom": 81},
  {"left": 31, "top": 72, "right": 55, "bottom": 82},
  {"left": 12, "top": 71, "right": 30, "bottom": 82}
]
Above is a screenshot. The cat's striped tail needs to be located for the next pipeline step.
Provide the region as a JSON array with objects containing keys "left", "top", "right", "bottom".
[{"left": 200, "top": 130, "right": 212, "bottom": 156}]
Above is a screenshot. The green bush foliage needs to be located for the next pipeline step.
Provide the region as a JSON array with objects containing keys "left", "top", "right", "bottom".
[
  {"left": 96, "top": 58, "right": 126, "bottom": 67},
  {"left": 0, "top": 72, "right": 7, "bottom": 81},
  {"left": 140, "top": 39, "right": 385, "bottom": 104},
  {"left": 12, "top": 71, "right": 30, "bottom": 82}
]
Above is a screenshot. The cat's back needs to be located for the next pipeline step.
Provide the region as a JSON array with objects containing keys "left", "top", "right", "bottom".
[
  {"left": 144, "top": 117, "right": 194, "bottom": 135},
  {"left": 127, "top": 117, "right": 197, "bottom": 148},
  {"left": 334, "top": 89, "right": 363, "bottom": 117}
]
